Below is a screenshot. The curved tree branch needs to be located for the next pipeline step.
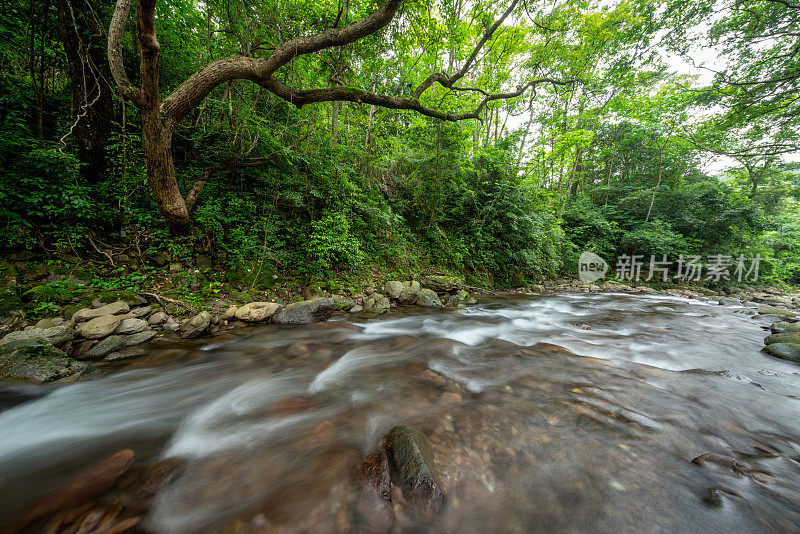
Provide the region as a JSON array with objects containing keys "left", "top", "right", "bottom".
[{"left": 161, "top": 0, "right": 404, "bottom": 124}]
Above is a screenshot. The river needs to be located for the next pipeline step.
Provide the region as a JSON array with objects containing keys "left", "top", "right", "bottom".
[{"left": 1, "top": 292, "right": 799, "bottom": 533}]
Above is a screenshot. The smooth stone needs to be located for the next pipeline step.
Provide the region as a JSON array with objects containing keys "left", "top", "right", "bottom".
[
  {"left": 179, "top": 311, "right": 212, "bottom": 338},
  {"left": 349, "top": 305, "right": 364, "bottom": 313},
  {"left": 757, "top": 307, "right": 796, "bottom": 319},
  {"left": 384, "top": 281, "right": 403, "bottom": 299},
  {"left": 416, "top": 288, "right": 443, "bottom": 308},
  {"left": 130, "top": 306, "right": 152, "bottom": 318},
  {"left": 34, "top": 318, "right": 56, "bottom": 328},
  {"left": 399, "top": 281, "right": 421, "bottom": 304},
  {"left": 765, "top": 332, "right": 800, "bottom": 345},
  {"left": 123, "top": 330, "right": 157, "bottom": 346},
  {"left": 421, "top": 275, "right": 463, "bottom": 292},
  {"left": 0, "top": 326, "right": 74, "bottom": 350},
  {"left": 771, "top": 321, "right": 800, "bottom": 334},
  {"left": 114, "top": 318, "right": 149, "bottom": 335},
  {"left": 382, "top": 426, "right": 444, "bottom": 522},
  {"left": 105, "top": 347, "right": 148, "bottom": 361},
  {"left": 763, "top": 343, "right": 800, "bottom": 362},
  {"left": 272, "top": 298, "right": 335, "bottom": 324},
  {"left": 0, "top": 343, "right": 89, "bottom": 383},
  {"left": 71, "top": 301, "right": 130, "bottom": 323},
  {"left": 147, "top": 311, "right": 168, "bottom": 325},
  {"left": 77, "top": 315, "right": 122, "bottom": 339},
  {"left": 84, "top": 335, "right": 126, "bottom": 358},
  {"left": 220, "top": 305, "right": 238, "bottom": 321},
  {"left": 234, "top": 302, "right": 282, "bottom": 322}
]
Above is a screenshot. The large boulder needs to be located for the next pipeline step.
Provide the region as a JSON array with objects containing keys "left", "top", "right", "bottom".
[
  {"left": 234, "top": 302, "right": 282, "bottom": 322},
  {"left": 384, "top": 281, "right": 403, "bottom": 299},
  {"left": 71, "top": 301, "right": 130, "bottom": 323},
  {"left": 273, "top": 298, "right": 335, "bottom": 324},
  {"left": 422, "top": 275, "right": 463, "bottom": 292},
  {"left": 383, "top": 426, "right": 444, "bottom": 522},
  {"left": 77, "top": 315, "right": 123, "bottom": 339},
  {"left": 0, "top": 325, "right": 74, "bottom": 350},
  {"left": 0, "top": 343, "right": 89, "bottom": 383},
  {"left": 147, "top": 311, "right": 169, "bottom": 326},
  {"left": 398, "top": 281, "right": 421, "bottom": 304},
  {"left": 763, "top": 343, "right": 800, "bottom": 362},
  {"left": 179, "top": 311, "right": 211, "bottom": 338},
  {"left": 416, "top": 289, "right": 443, "bottom": 308}
]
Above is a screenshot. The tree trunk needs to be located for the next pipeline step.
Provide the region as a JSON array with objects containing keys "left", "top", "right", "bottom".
[
  {"left": 57, "top": 0, "right": 115, "bottom": 182},
  {"left": 141, "top": 110, "right": 191, "bottom": 232}
]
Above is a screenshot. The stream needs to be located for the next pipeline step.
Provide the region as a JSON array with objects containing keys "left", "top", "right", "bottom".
[{"left": 1, "top": 292, "right": 800, "bottom": 532}]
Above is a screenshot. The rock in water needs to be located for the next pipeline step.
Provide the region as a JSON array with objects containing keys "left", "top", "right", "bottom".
[
  {"left": 77, "top": 315, "right": 123, "bottom": 339},
  {"left": 2, "top": 449, "right": 134, "bottom": 533},
  {"left": 0, "top": 344, "right": 89, "bottom": 383},
  {"left": 384, "top": 281, "right": 403, "bottom": 299},
  {"left": 234, "top": 302, "right": 282, "bottom": 322},
  {"left": 83, "top": 335, "right": 127, "bottom": 359},
  {"left": 179, "top": 311, "right": 211, "bottom": 338},
  {"left": 763, "top": 343, "right": 800, "bottom": 362},
  {"left": 416, "top": 289, "right": 443, "bottom": 308},
  {"left": 353, "top": 452, "right": 394, "bottom": 534},
  {"left": 383, "top": 426, "right": 445, "bottom": 522},
  {"left": 771, "top": 321, "right": 800, "bottom": 334},
  {"left": 765, "top": 331, "right": 800, "bottom": 345},
  {"left": 272, "top": 298, "right": 335, "bottom": 324},
  {"left": 691, "top": 453, "right": 752, "bottom": 476}
]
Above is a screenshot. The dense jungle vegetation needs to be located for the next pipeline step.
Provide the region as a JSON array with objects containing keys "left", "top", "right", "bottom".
[{"left": 1, "top": 0, "right": 798, "bottom": 289}]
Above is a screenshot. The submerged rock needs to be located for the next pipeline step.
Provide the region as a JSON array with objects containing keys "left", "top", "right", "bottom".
[
  {"left": 383, "top": 426, "right": 445, "bottom": 522},
  {"left": 416, "top": 289, "right": 443, "bottom": 308},
  {"left": 353, "top": 452, "right": 394, "bottom": 534},
  {"left": 179, "top": 311, "right": 211, "bottom": 338},
  {"left": 234, "top": 302, "right": 282, "bottom": 322},
  {"left": 691, "top": 453, "right": 753, "bottom": 476},
  {"left": 273, "top": 298, "right": 335, "bottom": 324},
  {"left": 763, "top": 343, "right": 800, "bottom": 362}
]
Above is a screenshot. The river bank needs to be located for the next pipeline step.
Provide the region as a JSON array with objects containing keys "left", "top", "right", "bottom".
[{"left": 2, "top": 251, "right": 800, "bottom": 384}]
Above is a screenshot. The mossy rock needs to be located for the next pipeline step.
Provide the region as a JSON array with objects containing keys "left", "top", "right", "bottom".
[
  {"left": 763, "top": 343, "right": 800, "bottom": 362},
  {"left": 61, "top": 297, "right": 96, "bottom": 319},
  {"left": 765, "top": 332, "right": 800, "bottom": 345},
  {"left": 225, "top": 260, "right": 284, "bottom": 291},
  {"left": 96, "top": 290, "right": 145, "bottom": 305},
  {"left": 0, "top": 341, "right": 92, "bottom": 383}
]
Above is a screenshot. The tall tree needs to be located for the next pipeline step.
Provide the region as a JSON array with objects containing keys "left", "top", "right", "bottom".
[{"left": 106, "top": 0, "right": 573, "bottom": 233}]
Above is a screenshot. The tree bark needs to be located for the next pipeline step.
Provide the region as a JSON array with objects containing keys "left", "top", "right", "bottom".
[{"left": 57, "top": 0, "right": 115, "bottom": 182}]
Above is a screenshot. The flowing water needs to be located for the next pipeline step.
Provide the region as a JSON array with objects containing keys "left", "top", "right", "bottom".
[{"left": 2, "top": 292, "right": 800, "bottom": 533}]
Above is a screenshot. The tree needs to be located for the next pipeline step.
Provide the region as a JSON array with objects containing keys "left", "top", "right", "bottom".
[
  {"left": 57, "top": 0, "right": 115, "bottom": 182},
  {"left": 107, "top": 0, "right": 573, "bottom": 233}
]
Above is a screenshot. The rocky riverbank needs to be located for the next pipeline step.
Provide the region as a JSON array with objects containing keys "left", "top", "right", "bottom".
[{"left": 2, "top": 252, "right": 800, "bottom": 384}]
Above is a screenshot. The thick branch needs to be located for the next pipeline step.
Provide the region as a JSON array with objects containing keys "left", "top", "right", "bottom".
[
  {"left": 161, "top": 0, "right": 403, "bottom": 124},
  {"left": 137, "top": 0, "right": 160, "bottom": 109},
  {"left": 261, "top": 77, "right": 575, "bottom": 121},
  {"left": 107, "top": 0, "right": 142, "bottom": 104}
]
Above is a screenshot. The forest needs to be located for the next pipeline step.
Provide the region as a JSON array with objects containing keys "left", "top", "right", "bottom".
[{"left": 1, "top": 0, "right": 798, "bottom": 293}]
